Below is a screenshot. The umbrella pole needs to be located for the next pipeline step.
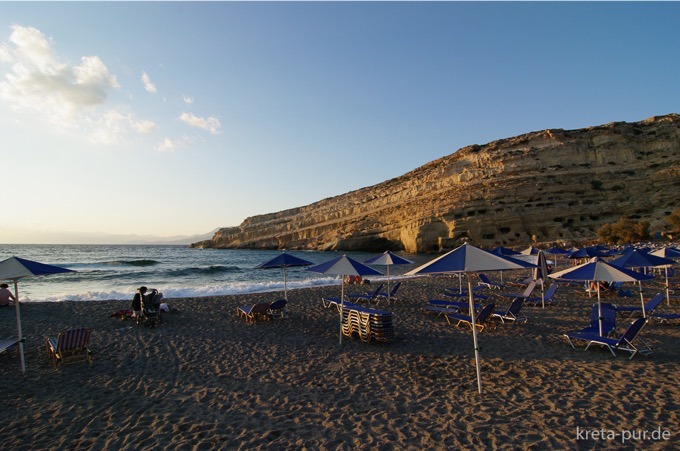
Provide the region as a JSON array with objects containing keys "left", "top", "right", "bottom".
[
  {"left": 638, "top": 281, "right": 645, "bottom": 318},
  {"left": 541, "top": 279, "right": 545, "bottom": 309},
  {"left": 665, "top": 266, "right": 670, "bottom": 306},
  {"left": 283, "top": 267, "right": 288, "bottom": 301},
  {"left": 597, "top": 283, "right": 603, "bottom": 336},
  {"left": 387, "top": 266, "right": 391, "bottom": 304},
  {"left": 468, "top": 274, "right": 482, "bottom": 394},
  {"left": 339, "top": 279, "right": 344, "bottom": 346},
  {"left": 13, "top": 280, "right": 26, "bottom": 373}
]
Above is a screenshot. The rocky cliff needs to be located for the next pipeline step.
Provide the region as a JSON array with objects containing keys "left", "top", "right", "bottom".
[{"left": 193, "top": 114, "right": 680, "bottom": 253}]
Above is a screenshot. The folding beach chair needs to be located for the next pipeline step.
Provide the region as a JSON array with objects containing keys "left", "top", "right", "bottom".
[
  {"left": 45, "top": 328, "right": 93, "bottom": 369},
  {"left": 349, "top": 283, "right": 384, "bottom": 303},
  {"left": 237, "top": 302, "right": 271, "bottom": 324}
]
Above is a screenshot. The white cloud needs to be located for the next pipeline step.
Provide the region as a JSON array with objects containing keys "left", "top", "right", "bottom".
[
  {"left": 0, "top": 25, "right": 153, "bottom": 145},
  {"left": 156, "top": 135, "right": 192, "bottom": 152},
  {"left": 179, "top": 112, "right": 221, "bottom": 135},
  {"left": 87, "top": 109, "right": 157, "bottom": 144},
  {"left": 141, "top": 71, "right": 156, "bottom": 93},
  {"left": 183, "top": 95, "right": 194, "bottom": 104}
]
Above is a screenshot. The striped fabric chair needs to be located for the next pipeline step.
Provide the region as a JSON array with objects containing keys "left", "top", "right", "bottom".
[{"left": 45, "top": 328, "right": 93, "bottom": 368}]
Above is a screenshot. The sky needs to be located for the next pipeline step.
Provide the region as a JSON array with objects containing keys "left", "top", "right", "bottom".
[{"left": 1, "top": 2, "right": 679, "bottom": 244}]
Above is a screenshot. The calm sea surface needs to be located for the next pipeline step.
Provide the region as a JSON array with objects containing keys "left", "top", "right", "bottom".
[{"left": 0, "top": 244, "right": 430, "bottom": 302}]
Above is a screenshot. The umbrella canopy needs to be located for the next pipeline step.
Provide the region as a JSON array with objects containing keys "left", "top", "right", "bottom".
[
  {"left": 490, "top": 246, "right": 520, "bottom": 256},
  {"left": 406, "top": 243, "right": 535, "bottom": 394},
  {"left": 364, "top": 250, "right": 413, "bottom": 302},
  {"left": 307, "top": 255, "right": 382, "bottom": 345},
  {"left": 650, "top": 246, "right": 680, "bottom": 259},
  {"left": 0, "top": 256, "right": 75, "bottom": 373},
  {"left": 609, "top": 250, "right": 675, "bottom": 310},
  {"left": 545, "top": 246, "right": 569, "bottom": 255},
  {"left": 521, "top": 246, "right": 541, "bottom": 255},
  {"left": 255, "top": 252, "right": 313, "bottom": 300},
  {"left": 566, "top": 247, "right": 609, "bottom": 260},
  {"left": 549, "top": 258, "right": 653, "bottom": 335}
]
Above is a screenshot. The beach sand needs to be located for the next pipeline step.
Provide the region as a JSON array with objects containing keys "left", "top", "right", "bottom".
[{"left": 0, "top": 275, "right": 678, "bottom": 449}]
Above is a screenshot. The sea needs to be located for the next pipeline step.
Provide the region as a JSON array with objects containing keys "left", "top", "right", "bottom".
[{"left": 0, "top": 244, "right": 430, "bottom": 302}]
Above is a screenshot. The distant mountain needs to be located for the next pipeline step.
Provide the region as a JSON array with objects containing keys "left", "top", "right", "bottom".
[{"left": 1, "top": 228, "right": 221, "bottom": 245}]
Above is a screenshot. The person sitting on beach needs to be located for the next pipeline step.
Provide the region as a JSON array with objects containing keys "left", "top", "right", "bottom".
[
  {"left": 589, "top": 281, "right": 611, "bottom": 291},
  {"left": 0, "top": 283, "right": 16, "bottom": 306},
  {"left": 131, "top": 286, "right": 147, "bottom": 322}
]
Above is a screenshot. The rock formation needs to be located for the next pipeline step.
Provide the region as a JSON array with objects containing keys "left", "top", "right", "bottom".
[{"left": 192, "top": 114, "right": 680, "bottom": 253}]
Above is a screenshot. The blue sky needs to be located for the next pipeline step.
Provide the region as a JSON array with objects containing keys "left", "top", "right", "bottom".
[{"left": 1, "top": 2, "right": 678, "bottom": 243}]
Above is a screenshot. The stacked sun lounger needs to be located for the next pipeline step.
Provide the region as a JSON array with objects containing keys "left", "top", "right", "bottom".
[{"left": 341, "top": 304, "right": 394, "bottom": 343}]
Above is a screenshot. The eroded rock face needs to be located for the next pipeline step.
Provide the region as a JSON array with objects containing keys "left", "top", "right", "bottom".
[{"left": 193, "top": 114, "right": 680, "bottom": 253}]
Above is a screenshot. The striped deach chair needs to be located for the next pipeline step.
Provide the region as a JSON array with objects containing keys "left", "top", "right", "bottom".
[{"left": 45, "top": 328, "right": 93, "bottom": 369}]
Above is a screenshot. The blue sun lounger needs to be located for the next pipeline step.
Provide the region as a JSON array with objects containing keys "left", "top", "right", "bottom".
[
  {"left": 615, "top": 293, "right": 664, "bottom": 318},
  {"left": 349, "top": 283, "right": 384, "bottom": 303},
  {"left": 477, "top": 274, "right": 504, "bottom": 290},
  {"left": 445, "top": 303, "right": 496, "bottom": 332},
  {"left": 565, "top": 303, "right": 617, "bottom": 348},
  {"left": 525, "top": 284, "right": 560, "bottom": 307},
  {"left": 491, "top": 297, "right": 528, "bottom": 323},
  {"left": 583, "top": 318, "right": 653, "bottom": 359}
]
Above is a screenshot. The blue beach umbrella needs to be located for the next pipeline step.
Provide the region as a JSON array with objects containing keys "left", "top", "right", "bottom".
[
  {"left": 307, "top": 255, "right": 382, "bottom": 345},
  {"left": 0, "top": 256, "right": 75, "bottom": 373},
  {"left": 364, "top": 250, "right": 413, "bottom": 303},
  {"left": 549, "top": 258, "right": 653, "bottom": 335},
  {"left": 609, "top": 250, "right": 675, "bottom": 311},
  {"left": 255, "top": 252, "right": 313, "bottom": 300},
  {"left": 405, "top": 242, "right": 536, "bottom": 394}
]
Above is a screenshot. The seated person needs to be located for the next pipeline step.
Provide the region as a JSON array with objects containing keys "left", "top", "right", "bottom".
[
  {"left": 131, "top": 286, "right": 147, "bottom": 321},
  {"left": 0, "top": 283, "right": 16, "bottom": 306},
  {"left": 589, "top": 281, "right": 611, "bottom": 291}
]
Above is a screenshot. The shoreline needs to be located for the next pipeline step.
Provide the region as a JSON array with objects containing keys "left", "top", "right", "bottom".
[{"left": 0, "top": 274, "right": 678, "bottom": 448}]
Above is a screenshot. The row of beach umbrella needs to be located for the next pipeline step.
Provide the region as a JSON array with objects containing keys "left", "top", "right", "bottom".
[{"left": 2, "top": 243, "right": 677, "bottom": 390}]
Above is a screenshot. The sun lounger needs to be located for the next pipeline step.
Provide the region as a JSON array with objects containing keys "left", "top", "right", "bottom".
[
  {"left": 322, "top": 298, "right": 361, "bottom": 312},
  {"left": 445, "top": 303, "right": 496, "bottom": 332},
  {"left": 564, "top": 303, "right": 617, "bottom": 348},
  {"left": 615, "top": 293, "right": 664, "bottom": 318},
  {"left": 237, "top": 302, "right": 271, "bottom": 323},
  {"left": 45, "top": 328, "right": 93, "bottom": 369},
  {"left": 268, "top": 299, "right": 288, "bottom": 319},
  {"left": 525, "top": 284, "right": 559, "bottom": 307},
  {"left": 374, "top": 282, "right": 402, "bottom": 304},
  {"left": 348, "top": 283, "right": 384, "bottom": 303},
  {"left": 583, "top": 318, "right": 653, "bottom": 359},
  {"left": 652, "top": 312, "right": 680, "bottom": 323},
  {"left": 491, "top": 297, "right": 528, "bottom": 323},
  {"left": 0, "top": 338, "right": 18, "bottom": 357},
  {"left": 477, "top": 274, "right": 503, "bottom": 290},
  {"left": 497, "top": 281, "right": 536, "bottom": 301}
]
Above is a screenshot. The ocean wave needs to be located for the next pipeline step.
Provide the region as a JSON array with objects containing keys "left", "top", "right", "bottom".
[
  {"left": 166, "top": 265, "right": 242, "bottom": 277},
  {"left": 23, "top": 277, "right": 344, "bottom": 302},
  {"left": 102, "top": 259, "right": 161, "bottom": 267}
]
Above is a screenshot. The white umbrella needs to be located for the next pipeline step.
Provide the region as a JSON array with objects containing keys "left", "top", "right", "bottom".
[
  {"left": 364, "top": 250, "right": 413, "bottom": 303},
  {"left": 405, "top": 243, "right": 535, "bottom": 394},
  {"left": 0, "top": 256, "right": 75, "bottom": 373}
]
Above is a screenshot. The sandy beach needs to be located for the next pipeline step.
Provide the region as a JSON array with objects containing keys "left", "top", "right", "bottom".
[{"left": 0, "top": 274, "right": 678, "bottom": 450}]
